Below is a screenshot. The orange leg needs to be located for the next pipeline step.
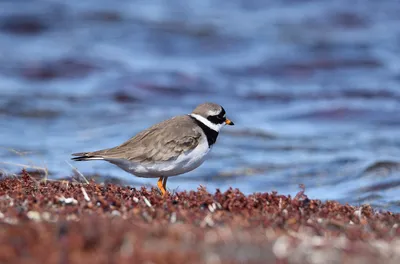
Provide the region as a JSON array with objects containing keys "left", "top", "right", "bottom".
[
  {"left": 163, "top": 177, "right": 168, "bottom": 193},
  {"left": 157, "top": 177, "right": 167, "bottom": 196}
]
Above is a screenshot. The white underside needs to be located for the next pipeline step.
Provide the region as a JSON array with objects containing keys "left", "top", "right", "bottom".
[{"left": 106, "top": 135, "right": 211, "bottom": 178}]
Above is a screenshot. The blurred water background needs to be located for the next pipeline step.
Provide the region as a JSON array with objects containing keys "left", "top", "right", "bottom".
[{"left": 1, "top": 0, "right": 400, "bottom": 211}]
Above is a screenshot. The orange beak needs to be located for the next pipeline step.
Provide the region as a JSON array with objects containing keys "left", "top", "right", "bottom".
[{"left": 225, "top": 118, "right": 234, "bottom": 125}]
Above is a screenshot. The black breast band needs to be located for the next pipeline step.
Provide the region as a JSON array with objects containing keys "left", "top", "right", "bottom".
[{"left": 190, "top": 116, "right": 219, "bottom": 147}]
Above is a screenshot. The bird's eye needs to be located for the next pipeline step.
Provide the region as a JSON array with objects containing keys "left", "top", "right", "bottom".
[{"left": 207, "top": 113, "right": 226, "bottom": 124}]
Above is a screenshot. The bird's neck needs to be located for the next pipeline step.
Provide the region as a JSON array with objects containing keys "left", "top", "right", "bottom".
[{"left": 189, "top": 114, "right": 219, "bottom": 147}]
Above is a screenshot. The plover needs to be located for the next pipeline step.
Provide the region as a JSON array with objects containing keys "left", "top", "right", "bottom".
[{"left": 71, "top": 102, "right": 234, "bottom": 196}]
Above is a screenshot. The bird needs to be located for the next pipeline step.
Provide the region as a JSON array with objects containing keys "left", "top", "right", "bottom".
[{"left": 71, "top": 102, "right": 234, "bottom": 196}]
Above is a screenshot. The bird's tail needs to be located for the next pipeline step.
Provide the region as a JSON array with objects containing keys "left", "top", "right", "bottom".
[{"left": 71, "top": 152, "right": 104, "bottom": 161}]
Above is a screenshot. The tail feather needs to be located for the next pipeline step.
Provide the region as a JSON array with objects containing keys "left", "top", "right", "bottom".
[{"left": 71, "top": 152, "right": 104, "bottom": 161}]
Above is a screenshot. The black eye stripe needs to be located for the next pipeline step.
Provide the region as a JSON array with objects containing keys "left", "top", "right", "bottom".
[
  {"left": 207, "top": 115, "right": 225, "bottom": 124},
  {"left": 205, "top": 107, "right": 226, "bottom": 125}
]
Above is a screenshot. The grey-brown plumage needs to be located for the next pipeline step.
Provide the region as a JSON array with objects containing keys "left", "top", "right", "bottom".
[
  {"left": 191, "top": 102, "right": 223, "bottom": 116},
  {"left": 72, "top": 115, "right": 202, "bottom": 163},
  {"left": 71, "top": 102, "right": 234, "bottom": 196}
]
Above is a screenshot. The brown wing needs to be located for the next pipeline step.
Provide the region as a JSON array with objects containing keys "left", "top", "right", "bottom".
[{"left": 87, "top": 115, "right": 202, "bottom": 163}]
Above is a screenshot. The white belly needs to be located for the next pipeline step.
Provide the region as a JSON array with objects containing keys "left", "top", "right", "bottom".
[{"left": 107, "top": 138, "right": 211, "bottom": 178}]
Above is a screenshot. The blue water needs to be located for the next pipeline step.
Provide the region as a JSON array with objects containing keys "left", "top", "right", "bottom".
[{"left": 1, "top": 0, "right": 400, "bottom": 211}]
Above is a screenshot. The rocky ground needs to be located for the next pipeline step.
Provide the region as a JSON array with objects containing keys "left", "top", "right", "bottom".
[{"left": 0, "top": 170, "right": 399, "bottom": 264}]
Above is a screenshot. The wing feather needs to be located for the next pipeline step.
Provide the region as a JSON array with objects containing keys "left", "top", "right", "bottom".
[{"left": 87, "top": 115, "right": 202, "bottom": 163}]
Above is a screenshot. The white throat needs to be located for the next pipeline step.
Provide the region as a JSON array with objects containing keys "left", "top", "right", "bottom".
[{"left": 190, "top": 114, "right": 224, "bottom": 132}]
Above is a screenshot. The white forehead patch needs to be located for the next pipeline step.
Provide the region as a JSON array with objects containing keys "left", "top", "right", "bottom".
[{"left": 207, "top": 109, "right": 221, "bottom": 116}]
